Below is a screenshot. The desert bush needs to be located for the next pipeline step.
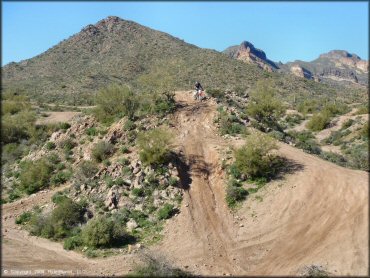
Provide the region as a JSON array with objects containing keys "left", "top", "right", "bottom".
[
  {"left": 50, "top": 170, "right": 72, "bottom": 185},
  {"left": 288, "top": 131, "right": 321, "bottom": 154},
  {"left": 59, "top": 122, "right": 71, "bottom": 130},
  {"left": 319, "top": 152, "right": 347, "bottom": 167},
  {"left": 341, "top": 119, "right": 354, "bottom": 130},
  {"left": 246, "top": 81, "right": 285, "bottom": 128},
  {"left": 137, "top": 128, "right": 173, "bottom": 166},
  {"left": 297, "top": 99, "right": 321, "bottom": 115},
  {"left": 63, "top": 234, "right": 83, "bottom": 250},
  {"left": 234, "top": 133, "right": 280, "bottom": 179},
  {"left": 50, "top": 198, "right": 85, "bottom": 238},
  {"left": 81, "top": 216, "right": 128, "bottom": 248},
  {"left": 91, "top": 141, "right": 114, "bottom": 162},
  {"left": 124, "top": 119, "right": 137, "bottom": 131},
  {"left": 2, "top": 110, "right": 36, "bottom": 144},
  {"left": 85, "top": 127, "right": 98, "bottom": 136},
  {"left": 76, "top": 160, "right": 99, "bottom": 181},
  {"left": 207, "top": 88, "right": 224, "bottom": 99},
  {"left": 157, "top": 203, "right": 175, "bottom": 220},
  {"left": 355, "top": 104, "right": 368, "bottom": 115},
  {"left": 58, "top": 138, "right": 76, "bottom": 151},
  {"left": 28, "top": 198, "right": 84, "bottom": 240},
  {"left": 19, "top": 158, "right": 54, "bottom": 194},
  {"left": 94, "top": 85, "right": 140, "bottom": 123},
  {"left": 217, "top": 109, "right": 246, "bottom": 135},
  {"left": 346, "top": 143, "right": 368, "bottom": 171},
  {"left": 129, "top": 254, "right": 190, "bottom": 277},
  {"left": 132, "top": 188, "right": 145, "bottom": 197},
  {"left": 225, "top": 184, "right": 248, "bottom": 208},
  {"left": 284, "top": 113, "right": 304, "bottom": 127},
  {"left": 306, "top": 112, "right": 331, "bottom": 131},
  {"left": 15, "top": 211, "right": 32, "bottom": 225},
  {"left": 359, "top": 122, "right": 368, "bottom": 140},
  {"left": 45, "top": 141, "right": 56, "bottom": 150},
  {"left": 2, "top": 143, "right": 29, "bottom": 165},
  {"left": 52, "top": 191, "right": 69, "bottom": 204}
]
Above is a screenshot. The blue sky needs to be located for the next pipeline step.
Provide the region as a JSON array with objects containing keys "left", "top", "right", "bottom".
[{"left": 2, "top": 1, "right": 369, "bottom": 65}]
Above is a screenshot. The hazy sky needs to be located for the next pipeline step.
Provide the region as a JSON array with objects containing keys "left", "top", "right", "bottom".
[{"left": 3, "top": 1, "right": 369, "bottom": 65}]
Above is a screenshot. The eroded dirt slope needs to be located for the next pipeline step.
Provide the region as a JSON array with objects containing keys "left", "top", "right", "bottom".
[{"left": 2, "top": 91, "right": 368, "bottom": 276}]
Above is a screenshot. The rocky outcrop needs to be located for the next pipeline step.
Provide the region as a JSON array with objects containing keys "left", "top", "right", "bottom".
[
  {"left": 223, "top": 41, "right": 278, "bottom": 72},
  {"left": 289, "top": 64, "right": 314, "bottom": 80}
]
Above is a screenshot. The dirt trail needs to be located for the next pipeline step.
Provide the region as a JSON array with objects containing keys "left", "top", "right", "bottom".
[
  {"left": 2, "top": 91, "right": 368, "bottom": 276},
  {"left": 36, "top": 111, "right": 81, "bottom": 125},
  {"left": 315, "top": 108, "right": 367, "bottom": 142}
]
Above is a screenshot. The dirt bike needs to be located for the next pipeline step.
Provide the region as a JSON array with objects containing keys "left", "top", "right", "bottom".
[{"left": 193, "top": 90, "right": 207, "bottom": 101}]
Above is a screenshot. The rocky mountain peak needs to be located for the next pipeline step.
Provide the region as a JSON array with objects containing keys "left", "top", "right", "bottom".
[
  {"left": 239, "top": 41, "right": 267, "bottom": 60},
  {"left": 319, "top": 50, "right": 361, "bottom": 60},
  {"left": 223, "top": 40, "right": 277, "bottom": 72}
]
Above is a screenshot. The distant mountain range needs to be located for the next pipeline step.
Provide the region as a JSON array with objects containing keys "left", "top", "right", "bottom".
[
  {"left": 223, "top": 41, "right": 368, "bottom": 86},
  {"left": 2, "top": 16, "right": 367, "bottom": 105}
]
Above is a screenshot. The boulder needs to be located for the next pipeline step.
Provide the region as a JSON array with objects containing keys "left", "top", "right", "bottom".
[{"left": 126, "top": 219, "right": 138, "bottom": 232}]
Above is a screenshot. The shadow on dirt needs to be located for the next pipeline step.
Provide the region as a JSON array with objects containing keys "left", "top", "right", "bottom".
[
  {"left": 273, "top": 157, "right": 305, "bottom": 180},
  {"left": 170, "top": 152, "right": 192, "bottom": 191}
]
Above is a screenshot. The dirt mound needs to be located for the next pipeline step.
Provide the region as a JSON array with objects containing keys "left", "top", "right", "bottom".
[{"left": 2, "top": 91, "right": 368, "bottom": 276}]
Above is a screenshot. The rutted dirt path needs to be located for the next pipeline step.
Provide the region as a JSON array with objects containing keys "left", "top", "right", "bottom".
[{"left": 2, "top": 91, "right": 368, "bottom": 276}]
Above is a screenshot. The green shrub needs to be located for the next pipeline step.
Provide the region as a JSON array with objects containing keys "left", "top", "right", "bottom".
[
  {"left": 157, "top": 204, "right": 175, "bottom": 220},
  {"left": 225, "top": 184, "right": 248, "bottom": 208},
  {"left": 289, "top": 131, "right": 322, "bottom": 154},
  {"left": 19, "top": 159, "right": 54, "bottom": 194},
  {"left": 228, "top": 164, "right": 241, "bottom": 179},
  {"left": 132, "top": 188, "right": 145, "bottom": 197},
  {"left": 52, "top": 192, "right": 69, "bottom": 204},
  {"left": 130, "top": 256, "right": 190, "bottom": 277},
  {"left": 319, "top": 152, "right": 347, "bottom": 167},
  {"left": 346, "top": 143, "right": 368, "bottom": 171},
  {"left": 2, "top": 143, "right": 28, "bottom": 165},
  {"left": 76, "top": 160, "right": 99, "bottom": 181},
  {"left": 91, "top": 141, "right": 114, "bottom": 162},
  {"left": 59, "top": 138, "right": 76, "bottom": 151},
  {"left": 124, "top": 120, "right": 136, "bottom": 131},
  {"left": 45, "top": 141, "right": 56, "bottom": 150},
  {"left": 94, "top": 85, "right": 140, "bottom": 123},
  {"left": 359, "top": 122, "right": 368, "bottom": 140},
  {"left": 59, "top": 122, "right": 71, "bottom": 130},
  {"left": 341, "top": 119, "right": 354, "bottom": 130},
  {"left": 85, "top": 127, "right": 98, "bottom": 136},
  {"left": 168, "top": 177, "right": 178, "bottom": 187},
  {"left": 2, "top": 110, "right": 36, "bottom": 144},
  {"left": 306, "top": 112, "right": 331, "bottom": 131},
  {"left": 207, "top": 88, "right": 224, "bottom": 99},
  {"left": 49, "top": 198, "right": 85, "bottom": 239},
  {"left": 355, "top": 104, "right": 368, "bottom": 115},
  {"left": 137, "top": 128, "right": 173, "bottom": 166},
  {"left": 120, "top": 146, "right": 130, "bottom": 154},
  {"left": 284, "top": 113, "right": 304, "bottom": 127},
  {"left": 246, "top": 81, "right": 285, "bottom": 128},
  {"left": 63, "top": 234, "right": 83, "bottom": 250},
  {"left": 234, "top": 133, "right": 280, "bottom": 179},
  {"left": 15, "top": 211, "right": 32, "bottom": 225},
  {"left": 81, "top": 216, "right": 128, "bottom": 248},
  {"left": 50, "top": 170, "right": 72, "bottom": 185}
]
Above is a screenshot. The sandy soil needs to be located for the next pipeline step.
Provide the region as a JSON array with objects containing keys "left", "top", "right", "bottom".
[
  {"left": 2, "top": 91, "right": 368, "bottom": 276},
  {"left": 36, "top": 112, "right": 81, "bottom": 125}
]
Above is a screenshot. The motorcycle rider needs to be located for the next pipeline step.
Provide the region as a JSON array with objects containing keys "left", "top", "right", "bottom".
[{"left": 194, "top": 81, "right": 204, "bottom": 100}]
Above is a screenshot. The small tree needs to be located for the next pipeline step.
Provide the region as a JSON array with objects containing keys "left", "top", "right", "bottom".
[
  {"left": 246, "top": 81, "right": 285, "bottom": 129},
  {"left": 82, "top": 216, "right": 127, "bottom": 248},
  {"left": 91, "top": 141, "right": 114, "bottom": 162},
  {"left": 137, "top": 128, "right": 173, "bottom": 166},
  {"left": 94, "top": 85, "right": 139, "bottom": 122},
  {"left": 234, "top": 132, "right": 280, "bottom": 179}
]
